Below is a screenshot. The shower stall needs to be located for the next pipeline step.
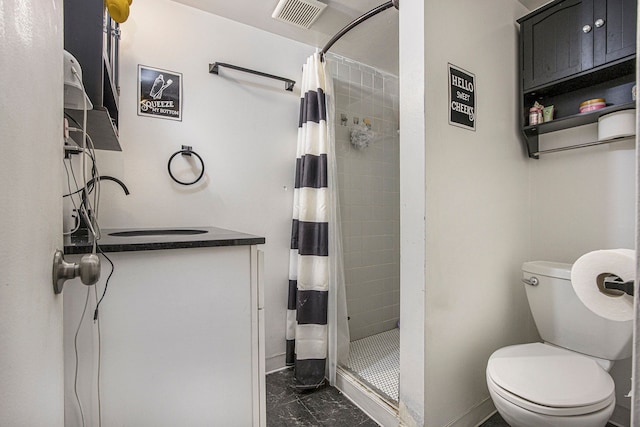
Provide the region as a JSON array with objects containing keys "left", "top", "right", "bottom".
[
  {"left": 327, "top": 53, "right": 400, "bottom": 405},
  {"left": 284, "top": 0, "right": 400, "bottom": 419}
]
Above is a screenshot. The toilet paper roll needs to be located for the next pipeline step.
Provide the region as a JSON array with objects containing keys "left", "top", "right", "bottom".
[
  {"left": 597, "top": 109, "right": 635, "bottom": 141},
  {"left": 571, "top": 249, "right": 635, "bottom": 322}
]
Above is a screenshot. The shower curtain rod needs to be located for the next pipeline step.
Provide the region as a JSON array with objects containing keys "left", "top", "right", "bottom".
[{"left": 320, "top": 0, "right": 399, "bottom": 58}]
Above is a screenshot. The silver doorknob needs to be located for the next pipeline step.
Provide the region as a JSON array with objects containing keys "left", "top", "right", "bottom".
[
  {"left": 52, "top": 250, "right": 101, "bottom": 294},
  {"left": 595, "top": 18, "right": 605, "bottom": 28},
  {"left": 582, "top": 24, "right": 592, "bottom": 33}
]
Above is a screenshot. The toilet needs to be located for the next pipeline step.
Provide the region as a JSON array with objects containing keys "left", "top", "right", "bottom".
[{"left": 486, "top": 261, "right": 633, "bottom": 427}]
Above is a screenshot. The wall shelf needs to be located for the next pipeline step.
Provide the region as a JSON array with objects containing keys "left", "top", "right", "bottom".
[
  {"left": 517, "top": 0, "right": 636, "bottom": 159},
  {"left": 64, "top": 0, "right": 121, "bottom": 151},
  {"left": 524, "top": 101, "right": 635, "bottom": 136},
  {"left": 523, "top": 96, "right": 635, "bottom": 158},
  {"left": 533, "top": 134, "right": 634, "bottom": 156}
]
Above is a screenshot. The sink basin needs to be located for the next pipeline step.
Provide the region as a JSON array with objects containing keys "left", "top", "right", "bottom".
[{"left": 108, "top": 229, "right": 208, "bottom": 237}]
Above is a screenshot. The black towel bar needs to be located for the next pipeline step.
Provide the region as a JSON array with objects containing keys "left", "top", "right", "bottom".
[{"left": 209, "top": 62, "right": 295, "bottom": 91}]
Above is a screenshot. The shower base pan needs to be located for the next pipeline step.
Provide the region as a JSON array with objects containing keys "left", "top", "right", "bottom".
[
  {"left": 336, "top": 328, "right": 400, "bottom": 427},
  {"left": 343, "top": 328, "right": 399, "bottom": 402}
]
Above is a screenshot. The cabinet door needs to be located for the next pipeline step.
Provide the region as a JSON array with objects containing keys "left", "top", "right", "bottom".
[
  {"left": 522, "top": 0, "right": 592, "bottom": 90},
  {"left": 593, "top": 0, "right": 637, "bottom": 66},
  {"left": 63, "top": 247, "right": 260, "bottom": 427}
]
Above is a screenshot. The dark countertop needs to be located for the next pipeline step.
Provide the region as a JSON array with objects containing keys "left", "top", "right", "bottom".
[{"left": 64, "top": 226, "right": 266, "bottom": 254}]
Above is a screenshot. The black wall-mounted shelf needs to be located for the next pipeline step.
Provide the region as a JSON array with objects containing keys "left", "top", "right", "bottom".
[
  {"left": 64, "top": 0, "right": 121, "bottom": 151},
  {"left": 524, "top": 101, "right": 635, "bottom": 136},
  {"left": 523, "top": 101, "right": 635, "bottom": 156},
  {"left": 521, "top": 63, "right": 635, "bottom": 158},
  {"left": 518, "top": 0, "right": 637, "bottom": 159}
]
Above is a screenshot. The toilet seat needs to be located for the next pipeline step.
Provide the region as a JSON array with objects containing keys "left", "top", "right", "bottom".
[{"left": 487, "top": 343, "right": 615, "bottom": 416}]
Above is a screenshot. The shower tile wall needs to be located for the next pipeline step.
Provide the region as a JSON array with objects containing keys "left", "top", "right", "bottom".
[{"left": 327, "top": 55, "right": 400, "bottom": 341}]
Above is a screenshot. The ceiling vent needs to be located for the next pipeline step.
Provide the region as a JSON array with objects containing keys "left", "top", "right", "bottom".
[{"left": 272, "top": 0, "right": 327, "bottom": 29}]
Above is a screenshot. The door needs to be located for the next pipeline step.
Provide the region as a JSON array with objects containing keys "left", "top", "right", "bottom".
[
  {"left": 0, "top": 0, "right": 65, "bottom": 425},
  {"left": 593, "top": 0, "right": 637, "bottom": 66},
  {"left": 522, "top": 0, "right": 592, "bottom": 90}
]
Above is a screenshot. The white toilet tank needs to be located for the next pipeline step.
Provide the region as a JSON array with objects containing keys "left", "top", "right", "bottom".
[{"left": 523, "top": 261, "right": 632, "bottom": 361}]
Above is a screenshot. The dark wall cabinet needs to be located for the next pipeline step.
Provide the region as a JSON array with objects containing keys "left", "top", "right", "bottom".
[
  {"left": 593, "top": 0, "right": 637, "bottom": 66},
  {"left": 522, "top": 0, "right": 636, "bottom": 91},
  {"left": 521, "top": 0, "right": 586, "bottom": 91},
  {"left": 64, "top": 0, "right": 122, "bottom": 151},
  {"left": 518, "top": 0, "right": 637, "bottom": 158}
]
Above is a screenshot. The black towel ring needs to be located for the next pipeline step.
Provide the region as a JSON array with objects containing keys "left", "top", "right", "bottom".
[{"left": 167, "top": 145, "right": 205, "bottom": 185}]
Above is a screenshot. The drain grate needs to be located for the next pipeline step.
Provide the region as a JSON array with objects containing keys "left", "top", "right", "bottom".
[{"left": 271, "top": 0, "right": 327, "bottom": 29}]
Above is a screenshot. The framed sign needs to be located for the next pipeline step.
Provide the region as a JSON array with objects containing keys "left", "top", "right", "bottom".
[
  {"left": 138, "top": 65, "right": 182, "bottom": 121},
  {"left": 448, "top": 64, "right": 475, "bottom": 131}
]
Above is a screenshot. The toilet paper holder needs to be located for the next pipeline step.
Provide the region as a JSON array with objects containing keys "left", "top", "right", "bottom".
[{"left": 603, "top": 276, "right": 635, "bottom": 296}]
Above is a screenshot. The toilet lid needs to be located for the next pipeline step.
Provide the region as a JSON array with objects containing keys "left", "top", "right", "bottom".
[{"left": 487, "top": 343, "right": 614, "bottom": 410}]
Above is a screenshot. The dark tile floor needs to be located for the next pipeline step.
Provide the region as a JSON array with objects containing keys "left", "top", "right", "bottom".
[
  {"left": 481, "top": 413, "right": 510, "bottom": 426},
  {"left": 266, "top": 369, "right": 617, "bottom": 427},
  {"left": 481, "top": 412, "right": 617, "bottom": 427},
  {"left": 266, "top": 368, "right": 378, "bottom": 426}
]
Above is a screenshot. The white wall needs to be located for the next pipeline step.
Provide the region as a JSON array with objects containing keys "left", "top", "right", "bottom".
[
  {"left": 92, "top": 0, "right": 314, "bottom": 371},
  {"left": 422, "top": 1, "right": 537, "bottom": 426},
  {"left": 414, "top": 2, "right": 635, "bottom": 425},
  {"left": 0, "top": 0, "right": 65, "bottom": 425},
  {"left": 532, "top": 124, "right": 635, "bottom": 262},
  {"left": 533, "top": 124, "right": 636, "bottom": 425}
]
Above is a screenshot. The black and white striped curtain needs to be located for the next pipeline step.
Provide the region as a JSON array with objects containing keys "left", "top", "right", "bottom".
[{"left": 286, "top": 53, "right": 331, "bottom": 389}]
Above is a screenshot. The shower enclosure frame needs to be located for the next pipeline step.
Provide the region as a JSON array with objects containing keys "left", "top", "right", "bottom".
[{"left": 318, "top": 2, "right": 404, "bottom": 425}]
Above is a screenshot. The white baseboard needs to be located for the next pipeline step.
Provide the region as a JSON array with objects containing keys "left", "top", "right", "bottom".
[
  {"left": 609, "top": 404, "right": 630, "bottom": 427},
  {"left": 335, "top": 368, "right": 399, "bottom": 427},
  {"left": 472, "top": 404, "right": 629, "bottom": 427},
  {"left": 265, "top": 353, "right": 286, "bottom": 374},
  {"left": 473, "top": 409, "right": 498, "bottom": 427},
  {"left": 445, "top": 397, "right": 495, "bottom": 427}
]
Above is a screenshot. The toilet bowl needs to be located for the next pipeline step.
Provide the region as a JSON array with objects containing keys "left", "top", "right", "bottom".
[{"left": 487, "top": 343, "right": 615, "bottom": 427}]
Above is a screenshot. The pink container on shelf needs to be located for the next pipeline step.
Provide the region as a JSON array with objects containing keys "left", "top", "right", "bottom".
[{"left": 579, "top": 98, "right": 606, "bottom": 113}]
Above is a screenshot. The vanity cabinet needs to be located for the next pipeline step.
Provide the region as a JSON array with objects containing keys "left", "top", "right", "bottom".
[
  {"left": 517, "top": 0, "right": 636, "bottom": 158},
  {"left": 64, "top": 0, "right": 121, "bottom": 151},
  {"left": 63, "top": 229, "right": 266, "bottom": 426}
]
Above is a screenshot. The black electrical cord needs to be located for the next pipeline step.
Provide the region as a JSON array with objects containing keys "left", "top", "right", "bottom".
[
  {"left": 64, "top": 175, "right": 130, "bottom": 198},
  {"left": 63, "top": 150, "right": 100, "bottom": 239},
  {"left": 65, "top": 154, "right": 93, "bottom": 235},
  {"left": 93, "top": 245, "right": 114, "bottom": 321},
  {"left": 63, "top": 151, "right": 97, "bottom": 198}
]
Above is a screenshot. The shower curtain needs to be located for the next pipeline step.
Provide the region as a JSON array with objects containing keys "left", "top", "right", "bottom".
[{"left": 286, "top": 53, "right": 350, "bottom": 389}]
